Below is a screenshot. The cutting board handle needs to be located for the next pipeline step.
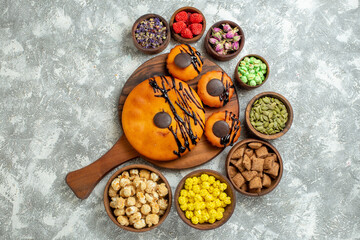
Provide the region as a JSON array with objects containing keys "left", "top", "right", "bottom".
[{"left": 65, "top": 135, "right": 139, "bottom": 199}]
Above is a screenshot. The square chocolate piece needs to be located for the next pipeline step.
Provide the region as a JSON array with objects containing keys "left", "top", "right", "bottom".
[
  {"left": 251, "top": 157, "right": 264, "bottom": 172},
  {"left": 232, "top": 173, "right": 245, "bottom": 188}
]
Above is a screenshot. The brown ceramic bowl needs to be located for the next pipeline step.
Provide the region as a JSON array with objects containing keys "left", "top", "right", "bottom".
[
  {"left": 132, "top": 14, "right": 171, "bottom": 54},
  {"left": 104, "top": 164, "right": 172, "bottom": 232},
  {"left": 204, "top": 20, "right": 245, "bottom": 61},
  {"left": 226, "top": 139, "right": 283, "bottom": 196},
  {"left": 245, "top": 92, "right": 293, "bottom": 140},
  {"left": 174, "top": 169, "right": 236, "bottom": 230},
  {"left": 169, "top": 6, "right": 206, "bottom": 44},
  {"left": 234, "top": 54, "right": 270, "bottom": 90}
]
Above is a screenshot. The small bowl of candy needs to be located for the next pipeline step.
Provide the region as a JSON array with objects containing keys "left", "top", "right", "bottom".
[
  {"left": 235, "top": 54, "right": 270, "bottom": 89},
  {"left": 174, "top": 169, "right": 236, "bottom": 230},
  {"left": 245, "top": 92, "right": 293, "bottom": 140},
  {"left": 169, "top": 6, "right": 206, "bottom": 44},
  {"left": 132, "top": 14, "right": 171, "bottom": 54},
  {"left": 204, "top": 20, "right": 245, "bottom": 61}
]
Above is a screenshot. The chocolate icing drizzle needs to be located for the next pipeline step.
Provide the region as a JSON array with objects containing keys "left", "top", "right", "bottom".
[
  {"left": 149, "top": 76, "right": 205, "bottom": 157},
  {"left": 179, "top": 44, "right": 203, "bottom": 74},
  {"left": 218, "top": 71, "right": 235, "bottom": 106},
  {"left": 219, "top": 110, "right": 241, "bottom": 147}
]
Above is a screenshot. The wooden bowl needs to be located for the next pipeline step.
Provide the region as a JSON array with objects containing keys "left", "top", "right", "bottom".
[
  {"left": 132, "top": 14, "right": 171, "bottom": 54},
  {"left": 234, "top": 54, "right": 270, "bottom": 90},
  {"left": 174, "top": 169, "right": 236, "bottom": 230},
  {"left": 103, "top": 164, "right": 172, "bottom": 232},
  {"left": 245, "top": 92, "right": 293, "bottom": 140},
  {"left": 204, "top": 20, "right": 245, "bottom": 61},
  {"left": 226, "top": 139, "right": 283, "bottom": 196},
  {"left": 169, "top": 6, "right": 206, "bottom": 44}
]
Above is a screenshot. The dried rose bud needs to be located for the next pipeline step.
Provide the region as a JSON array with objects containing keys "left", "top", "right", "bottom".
[
  {"left": 226, "top": 31, "right": 234, "bottom": 39},
  {"left": 213, "top": 27, "right": 222, "bottom": 33},
  {"left": 233, "top": 35, "right": 240, "bottom": 42},
  {"left": 222, "top": 23, "right": 232, "bottom": 32},
  {"left": 212, "top": 31, "right": 222, "bottom": 40},
  {"left": 224, "top": 42, "right": 232, "bottom": 50},
  {"left": 217, "top": 48, "right": 225, "bottom": 55},
  {"left": 232, "top": 41, "right": 239, "bottom": 50},
  {"left": 215, "top": 43, "right": 224, "bottom": 52},
  {"left": 209, "top": 37, "right": 218, "bottom": 44}
]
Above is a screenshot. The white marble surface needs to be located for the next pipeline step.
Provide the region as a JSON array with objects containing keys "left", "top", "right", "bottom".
[{"left": 1, "top": 0, "right": 359, "bottom": 239}]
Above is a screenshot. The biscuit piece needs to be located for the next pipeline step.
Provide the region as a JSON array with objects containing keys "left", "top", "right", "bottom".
[
  {"left": 264, "top": 162, "right": 279, "bottom": 178},
  {"left": 232, "top": 173, "right": 245, "bottom": 188},
  {"left": 255, "top": 146, "right": 268, "bottom": 158},
  {"left": 232, "top": 145, "right": 246, "bottom": 159},
  {"left": 230, "top": 159, "right": 237, "bottom": 166},
  {"left": 240, "top": 183, "right": 248, "bottom": 192},
  {"left": 262, "top": 174, "right": 272, "bottom": 188},
  {"left": 249, "top": 177, "right": 262, "bottom": 189},
  {"left": 234, "top": 157, "right": 245, "bottom": 172},
  {"left": 228, "top": 166, "right": 238, "bottom": 178},
  {"left": 248, "top": 142, "right": 262, "bottom": 149},
  {"left": 243, "top": 155, "right": 251, "bottom": 171},
  {"left": 241, "top": 170, "right": 257, "bottom": 182},
  {"left": 264, "top": 156, "right": 274, "bottom": 170},
  {"left": 244, "top": 148, "right": 254, "bottom": 157},
  {"left": 251, "top": 157, "right": 264, "bottom": 172}
]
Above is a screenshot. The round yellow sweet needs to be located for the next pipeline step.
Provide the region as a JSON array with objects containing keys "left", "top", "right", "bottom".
[{"left": 191, "top": 216, "right": 199, "bottom": 224}]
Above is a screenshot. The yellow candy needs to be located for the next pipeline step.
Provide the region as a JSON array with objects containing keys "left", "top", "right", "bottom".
[
  {"left": 204, "top": 194, "right": 213, "bottom": 202},
  {"left": 219, "top": 183, "right": 228, "bottom": 191},
  {"left": 180, "top": 189, "right": 188, "bottom": 197},
  {"left": 203, "top": 212, "right": 210, "bottom": 221},
  {"left": 215, "top": 199, "right": 222, "bottom": 208},
  {"left": 185, "top": 211, "right": 193, "bottom": 219},
  {"left": 186, "top": 203, "right": 194, "bottom": 211},
  {"left": 194, "top": 202, "right": 201, "bottom": 211},
  {"left": 188, "top": 190, "right": 195, "bottom": 198},
  {"left": 178, "top": 196, "right": 187, "bottom": 205},
  {"left": 198, "top": 217, "right": 205, "bottom": 224},
  {"left": 217, "top": 207, "right": 225, "bottom": 213},
  {"left": 216, "top": 211, "right": 223, "bottom": 220},
  {"left": 219, "top": 192, "right": 227, "bottom": 200},
  {"left": 209, "top": 209, "right": 217, "bottom": 218},
  {"left": 180, "top": 203, "right": 187, "bottom": 211},
  {"left": 208, "top": 186, "right": 214, "bottom": 193},
  {"left": 185, "top": 178, "right": 193, "bottom": 185},
  {"left": 194, "top": 194, "right": 203, "bottom": 202},
  {"left": 208, "top": 217, "right": 216, "bottom": 224},
  {"left": 184, "top": 184, "right": 192, "bottom": 190},
  {"left": 221, "top": 202, "right": 227, "bottom": 208},
  {"left": 199, "top": 189, "right": 208, "bottom": 197},
  {"left": 200, "top": 174, "right": 209, "bottom": 182},
  {"left": 207, "top": 201, "right": 215, "bottom": 210},
  {"left": 202, "top": 181, "right": 210, "bottom": 189},
  {"left": 213, "top": 180, "right": 221, "bottom": 188},
  {"left": 224, "top": 196, "right": 231, "bottom": 205},
  {"left": 199, "top": 202, "right": 206, "bottom": 210},
  {"left": 192, "top": 177, "right": 199, "bottom": 185},
  {"left": 194, "top": 209, "right": 202, "bottom": 218},
  {"left": 192, "top": 185, "right": 200, "bottom": 193},
  {"left": 212, "top": 188, "right": 221, "bottom": 197},
  {"left": 191, "top": 216, "right": 199, "bottom": 224},
  {"left": 208, "top": 176, "right": 216, "bottom": 184}
]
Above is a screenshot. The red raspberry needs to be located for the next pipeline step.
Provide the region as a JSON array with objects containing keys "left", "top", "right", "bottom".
[
  {"left": 189, "top": 13, "right": 203, "bottom": 23},
  {"left": 189, "top": 23, "right": 203, "bottom": 35},
  {"left": 181, "top": 27, "right": 193, "bottom": 39},
  {"left": 175, "top": 11, "right": 188, "bottom": 22},
  {"left": 173, "top": 21, "right": 187, "bottom": 34}
]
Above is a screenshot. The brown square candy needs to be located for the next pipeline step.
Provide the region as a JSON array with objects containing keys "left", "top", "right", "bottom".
[
  {"left": 243, "top": 155, "right": 251, "bottom": 171},
  {"left": 234, "top": 157, "right": 245, "bottom": 172},
  {"left": 241, "top": 170, "right": 257, "bottom": 182},
  {"left": 249, "top": 176, "right": 262, "bottom": 189},
  {"left": 232, "top": 173, "right": 245, "bottom": 188},
  {"left": 251, "top": 157, "right": 264, "bottom": 172},
  {"left": 264, "top": 162, "right": 279, "bottom": 178},
  {"left": 231, "top": 145, "right": 246, "bottom": 159},
  {"left": 255, "top": 146, "right": 268, "bottom": 158},
  {"left": 230, "top": 159, "right": 237, "bottom": 166},
  {"left": 244, "top": 148, "right": 254, "bottom": 158},
  {"left": 228, "top": 166, "right": 238, "bottom": 178},
  {"left": 262, "top": 174, "right": 271, "bottom": 188},
  {"left": 248, "top": 142, "right": 263, "bottom": 149},
  {"left": 263, "top": 157, "right": 274, "bottom": 170},
  {"left": 240, "top": 183, "right": 248, "bottom": 192}
]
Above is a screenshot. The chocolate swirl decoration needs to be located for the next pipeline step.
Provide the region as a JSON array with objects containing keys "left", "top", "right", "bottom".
[
  {"left": 218, "top": 72, "right": 235, "bottom": 106},
  {"left": 149, "top": 76, "right": 205, "bottom": 157},
  {"left": 179, "top": 44, "right": 203, "bottom": 74},
  {"left": 219, "top": 110, "right": 241, "bottom": 147}
]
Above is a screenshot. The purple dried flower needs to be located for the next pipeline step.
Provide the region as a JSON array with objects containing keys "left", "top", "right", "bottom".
[
  {"left": 217, "top": 49, "right": 225, "bottom": 55},
  {"left": 232, "top": 41, "right": 239, "bottom": 50},
  {"left": 212, "top": 31, "right": 222, "bottom": 40},
  {"left": 222, "top": 23, "right": 232, "bottom": 32},
  {"left": 224, "top": 42, "right": 232, "bottom": 50},
  {"left": 209, "top": 37, "right": 218, "bottom": 44},
  {"left": 215, "top": 43, "right": 224, "bottom": 52},
  {"left": 233, "top": 35, "right": 240, "bottom": 42},
  {"left": 226, "top": 31, "right": 235, "bottom": 39},
  {"left": 213, "top": 27, "right": 222, "bottom": 33}
]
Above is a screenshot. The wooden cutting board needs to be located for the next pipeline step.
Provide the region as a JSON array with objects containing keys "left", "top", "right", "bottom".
[{"left": 66, "top": 53, "right": 239, "bottom": 199}]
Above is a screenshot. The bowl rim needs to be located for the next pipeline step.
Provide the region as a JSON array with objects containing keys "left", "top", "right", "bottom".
[
  {"left": 169, "top": 6, "right": 207, "bottom": 44},
  {"left": 225, "top": 138, "right": 283, "bottom": 196},
  {"left": 132, "top": 13, "right": 171, "bottom": 54},
  {"left": 245, "top": 91, "right": 294, "bottom": 140},
  {"left": 174, "top": 169, "right": 236, "bottom": 230},
  {"left": 204, "top": 20, "right": 245, "bottom": 61},
  {"left": 234, "top": 54, "right": 270, "bottom": 89},
  {"left": 103, "top": 164, "right": 172, "bottom": 232}
]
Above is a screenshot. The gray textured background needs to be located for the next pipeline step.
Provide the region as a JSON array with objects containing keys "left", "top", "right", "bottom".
[{"left": 1, "top": 0, "right": 359, "bottom": 239}]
